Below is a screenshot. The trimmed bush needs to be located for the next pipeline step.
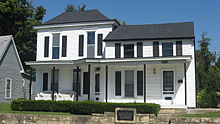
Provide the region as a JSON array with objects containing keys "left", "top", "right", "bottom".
[
  {"left": 11, "top": 99, "right": 160, "bottom": 115},
  {"left": 197, "top": 89, "right": 217, "bottom": 108}
]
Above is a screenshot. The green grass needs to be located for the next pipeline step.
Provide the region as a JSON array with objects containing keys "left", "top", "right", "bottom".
[
  {"left": 178, "top": 111, "right": 220, "bottom": 118},
  {"left": 0, "top": 103, "right": 70, "bottom": 115}
]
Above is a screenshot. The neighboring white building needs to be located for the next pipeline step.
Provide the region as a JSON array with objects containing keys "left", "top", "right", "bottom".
[{"left": 26, "top": 10, "right": 196, "bottom": 108}]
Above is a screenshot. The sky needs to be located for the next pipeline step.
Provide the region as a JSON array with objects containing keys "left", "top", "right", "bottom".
[{"left": 32, "top": 0, "right": 220, "bottom": 52}]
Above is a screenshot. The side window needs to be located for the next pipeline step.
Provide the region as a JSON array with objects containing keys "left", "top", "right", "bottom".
[
  {"left": 115, "top": 71, "right": 121, "bottom": 96},
  {"left": 79, "top": 35, "right": 84, "bottom": 56},
  {"left": 153, "top": 42, "right": 159, "bottom": 57},
  {"left": 61, "top": 36, "right": 67, "bottom": 57},
  {"left": 176, "top": 41, "right": 182, "bottom": 56},
  {"left": 5, "top": 78, "right": 12, "bottom": 99},
  {"left": 137, "top": 42, "right": 143, "bottom": 57},
  {"left": 137, "top": 71, "right": 143, "bottom": 96},
  {"left": 44, "top": 36, "right": 49, "bottom": 57},
  {"left": 95, "top": 74, "right": 100, "bottom": 93},
  {"left": 97, "top": 34, "right": 103, "bottom": 56},
  {"left": 52, "top": 33, "right": 60, "bottom": 59},
  {"left": 115, "top": 43, "right": 121, "bottom": 58}
]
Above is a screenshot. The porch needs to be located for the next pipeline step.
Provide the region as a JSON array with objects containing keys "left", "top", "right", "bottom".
[{"left": 26, "top": 55, "right": 192, "bottom": 108}]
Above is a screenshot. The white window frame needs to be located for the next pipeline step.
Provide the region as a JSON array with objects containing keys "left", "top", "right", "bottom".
[
  {"left": 5, "top": 78, "right": 12, "bottom": 99},
  {"left": 161, "top": 69, "right": 175, "bottom": 95}
]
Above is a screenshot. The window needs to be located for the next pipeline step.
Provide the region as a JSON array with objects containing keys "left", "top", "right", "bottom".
[
  {"left": 62, "top": 36, "right": 67, "bottom": 57},
  {"left": 43, "top": 73, "right": 48, "bottom": 91},
  {"left": 5, "top": 78, "right": 12, "bottom": 99},
  {"left": 162, "top": 42, "right": 173, "bottom": 57},
  {"left": 79, "top": 35, "right": 84, "bottom": 56},
  {"left": 44, "top": 36, "right": 49, "bottom": 57},
  {"left": 95, "top": 74, "right": 100, "bottom": 93},
  {"left": 137, "top": 42, "right": 143, "bottom": 57},
  {"left": 52, "top": 33, "right": 60, "bottom": 59},
  {"left": 124, "top": 44, "right": 134, "bottom": 58},
  {"left": 97, "top": 34, "right": 103, "bottom": 56},
  {"left": 125, "top": 70, "right": 134, "bottom": 97},
  {"left": 137, "top": 71, "right": 143, "bottom": 96},
  {"left": 83, "top": 72, "right": 90, "bottom": 94},
  {"left": 87, "top": 32, "right": 95, "bottom": 44},
  {"left": 73, "top": 69, "right": 81, "bottom": 95},
  {"left": 115, "top": 43, "right": 121, "bottom": 58},
  {"left": 51, "top": 70, "right": 59, "bottom": 93},
  {"left": 115, "top": 71, "right": 121, "bottom": 96},
  {"left": 87, "top": 32, "right": 95, "bottom": 58},
  {"left": 153, "top": 42, "right": 159, "bottom": 57},
  {"left": 176, "top": 41, "right": 182, "bottom": 56},
  {"left": 163, "top": 71, "right": 174, "bottom": 91}
]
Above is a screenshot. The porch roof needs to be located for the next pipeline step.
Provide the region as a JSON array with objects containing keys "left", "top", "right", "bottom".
[{"left": 25, "top": 55, "right": 192, "bottom": 67}]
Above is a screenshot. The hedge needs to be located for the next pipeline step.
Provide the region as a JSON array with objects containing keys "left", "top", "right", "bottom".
[{"left": 11, "top": 99, "right": 160, "bottom": 115}]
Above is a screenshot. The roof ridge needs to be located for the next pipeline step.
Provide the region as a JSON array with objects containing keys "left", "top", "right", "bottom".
[{"left": 120, "top": 22, "right": 194, "bottom": 27}]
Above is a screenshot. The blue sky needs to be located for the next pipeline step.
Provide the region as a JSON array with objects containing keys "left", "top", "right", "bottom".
[{"left": 33, "top": 0, "right": 220, "bottom": 52}]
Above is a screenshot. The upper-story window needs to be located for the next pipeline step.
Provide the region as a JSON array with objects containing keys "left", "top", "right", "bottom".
[
  {"left": 87, "top": 32, "right": 95, "bottom": 44},
  {"left": 115, "top": 43, "right": 121, "bottom": 58},
  {"left": 44, "top": 36, "right": 49, "bottom": 57},
  {"left": 87, "top": 32, "right": 95, "bottom": 58},
  {"left": 97, "top": 34, "right": 103, "bottom": 56},
  {"left": 176, "top": 41, "right": 182, "bottom": 56},
  {"left": 62, "top": 36, "right": 67, "bottom": 57},
  {"left": 153, "top": 42, "right": 159, "bottom": 57},
  {"left": 124, "top": 44, "right": 134, "bottom": 58},
  {"left": 137, "top": 42, "right": 143, "bottom": 57},
  {"left": 162, "top": 42, "right": 173, "bottom": 57},
  {"left": 79, "top": 35, "right": 84, "bottom": 56},
  {"left": 52, "top": 33, "right": 60, "bottom": 59}
]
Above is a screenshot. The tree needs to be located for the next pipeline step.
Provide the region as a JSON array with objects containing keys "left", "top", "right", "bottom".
[
  {"left": 0, "top": 0, "right": 46, "bottom": 71},
  {"left": 65, "top": 4, "right": 86, "bottom": 12},
  {"left": 115, "top": 18, "right": 126, "bottom": 25}
]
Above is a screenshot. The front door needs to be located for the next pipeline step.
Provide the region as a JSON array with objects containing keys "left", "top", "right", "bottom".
[
  {"left": 51, "top": 70, "right": 59, "bottom": 93},
  {"left": 83, "top": 72, "right": 90, "bottom": 99},
  {"left": 162, "top": 70, "right": 175, "bottom": 103}
]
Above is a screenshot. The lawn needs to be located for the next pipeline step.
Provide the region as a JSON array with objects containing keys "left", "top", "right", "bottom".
[
  {"left": 178, "top": 111, "right": 220, "bottom": 118},
  {"left": 0, "top": 103, "right": 70, "bottom": 115}
]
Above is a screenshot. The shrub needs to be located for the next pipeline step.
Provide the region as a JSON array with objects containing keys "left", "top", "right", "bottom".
[
  {"left": 197, "top": 89, "right": 217, "bottom": 108},
  {"left": 11, "top": 99, "right": 160, "bottom": 115}
]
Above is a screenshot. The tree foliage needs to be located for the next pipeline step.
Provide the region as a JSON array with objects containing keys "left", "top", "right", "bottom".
[
  {"left": 65, "top": 4, "right": 86, "bottom": 12},
  {"left": 0, "top": 0, "right": 46, "bottom": 70}
]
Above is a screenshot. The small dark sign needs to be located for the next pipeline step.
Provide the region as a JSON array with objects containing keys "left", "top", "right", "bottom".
[
  {"left": 117, "top": 110, "right": 134, "bottom": 120},
  {"left": 115, "top": 108, "right": 136, "bottom": 123}
]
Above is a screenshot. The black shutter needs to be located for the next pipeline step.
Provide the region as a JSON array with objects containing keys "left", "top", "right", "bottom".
[
  {"left": 153, "top": 42, "right": 159, "bottom": 57},
  {"left": 137, "top": 71, "right": 143, "bottom": 96},
  {"left": 115, "top": 71, "right": 121, "bottom": 96},
  {"left": 62, "top": 36, "right": 67, "bottom": 57},
  {"left": 176, "top": 41, "right": 182, "bottom": 56},
  {"left": 83, "top": 72, "right": 89, "bottom": 94},
  {"left": 79, "top": 35, "right": 84, "bottom": 56},
  {"left": 44, "top": 37, "right": 49, "bottom": 57},
  {"left": 97, "top": 34, "right": 103, "bottom": 55},
  {"left": 43, "top": 73, "right": 48, "bottom": 91},
  {"left": 115, "top": 43, "right": 121, "bottom": 58},
  {"left": 137, "top": 42, "right": 143, "bottom": 57}
]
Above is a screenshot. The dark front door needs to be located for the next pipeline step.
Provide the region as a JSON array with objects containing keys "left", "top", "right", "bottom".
[
  {"left": 51, "top": 70, "right": 59, "bottom": 93},
  {"left": 83, "top": 72, "right": 90, "bottom": 95}
]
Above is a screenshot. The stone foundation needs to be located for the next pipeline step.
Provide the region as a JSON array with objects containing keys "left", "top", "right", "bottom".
[{"left": 0, "top": 113, "right": 156, "bottom": 124}]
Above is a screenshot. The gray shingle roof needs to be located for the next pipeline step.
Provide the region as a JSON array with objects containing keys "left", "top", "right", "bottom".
[
  {"left": 0, "top": 35, "right": 12, "bottom": 60},
  {"left": 43, "top": 9, "right": 111, "bottom": 25},
  {"left": 104, "top": 22, "right": 194, "bottom": 41}
]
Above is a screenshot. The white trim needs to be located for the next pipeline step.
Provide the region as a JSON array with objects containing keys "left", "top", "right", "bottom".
[
  {"left": 34, "top": 21, "right": 115, "bottom": 30},
  {"left": 5, "top": 78, "right": 12, "bottom": 99}
]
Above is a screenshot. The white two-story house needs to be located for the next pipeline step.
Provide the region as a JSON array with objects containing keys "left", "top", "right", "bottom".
[{"left": 26, "top": 9, "right": 196, "bottom": 108}]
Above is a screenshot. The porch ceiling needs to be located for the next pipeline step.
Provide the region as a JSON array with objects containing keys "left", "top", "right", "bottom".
[{"left": 25, "top": 55, "right": 192, "bottom": 67}]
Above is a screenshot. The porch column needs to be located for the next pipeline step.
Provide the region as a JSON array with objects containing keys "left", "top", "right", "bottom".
[
  {"left": 76, "top": 66, "right": 79, "bottom": 101},
  {"left": 184, "top": 63, "right": 187, "bottom": 105},
  {"left": 88, "top": 64, "right": 91, "bottom": 100},
  {"left": 105, "top": 65, "right": 108, "bottom": 102},
  {"left": 29, "top": 67, "right": 33, "bottom": 100},
  {"left": 144, "top": 64, "right": 146, "bottom": 103},
  {"left": 52, "top": 67, "right": 55, "bottom": 101}
]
